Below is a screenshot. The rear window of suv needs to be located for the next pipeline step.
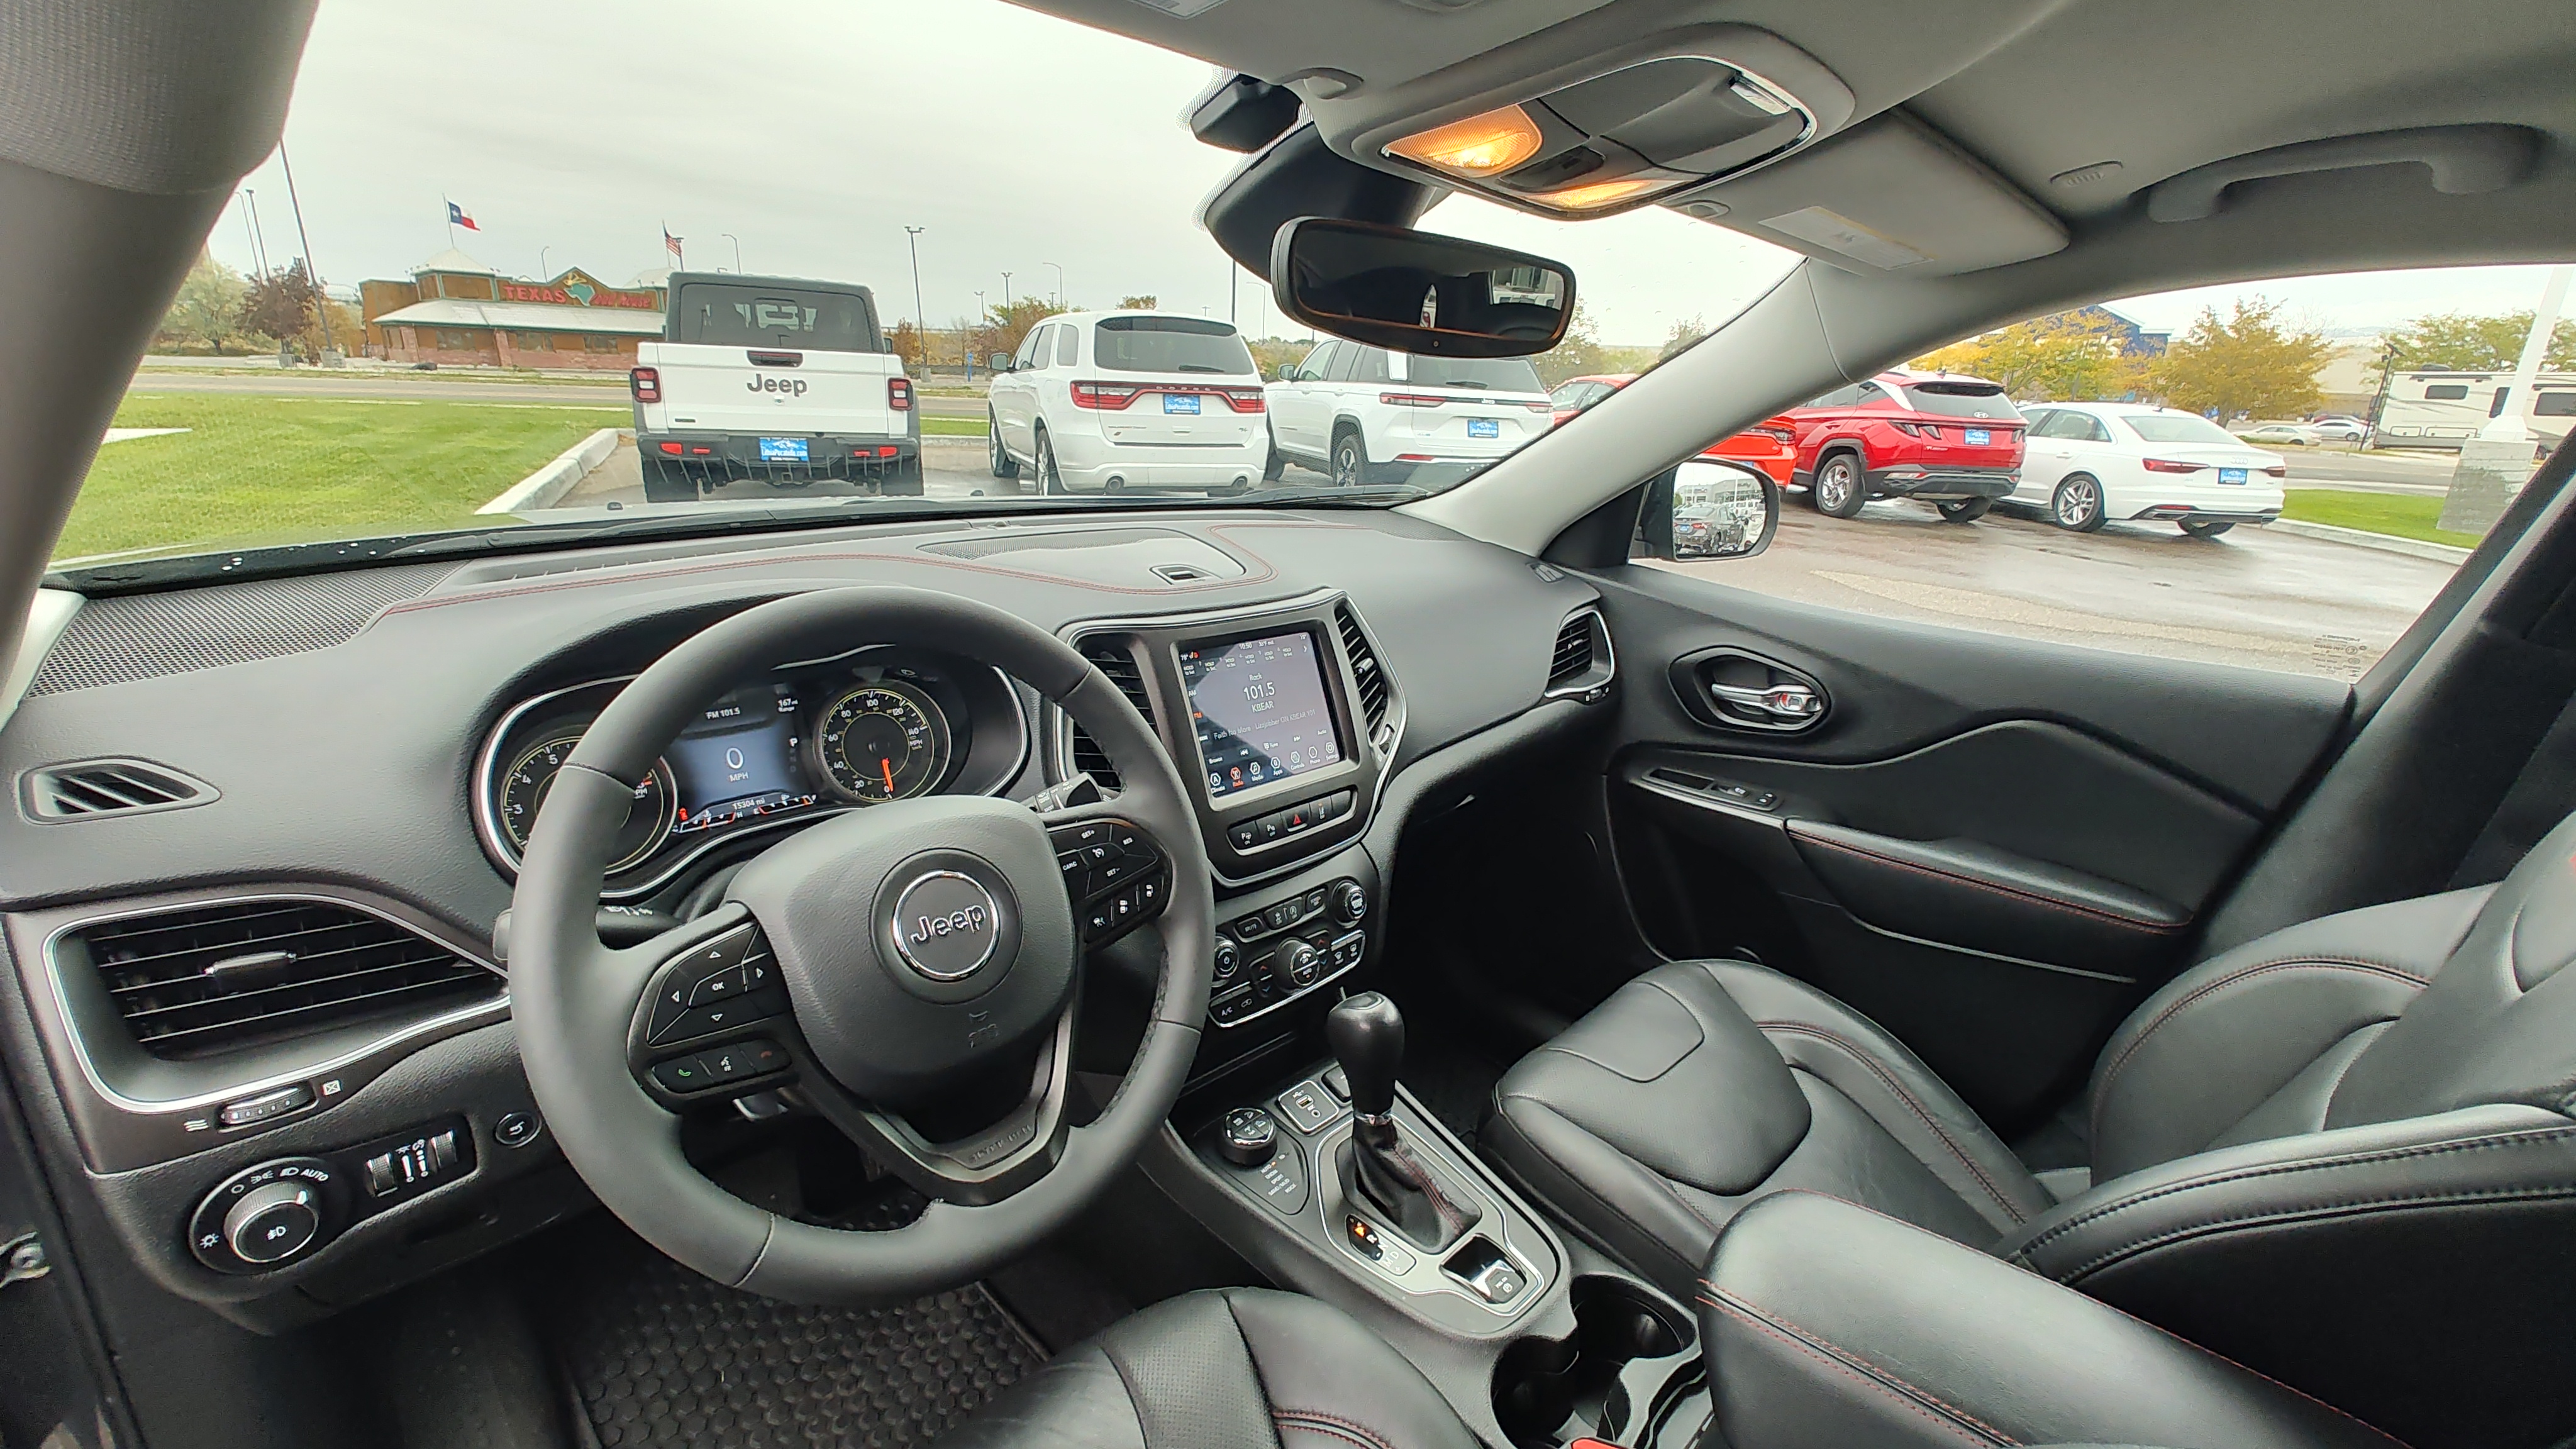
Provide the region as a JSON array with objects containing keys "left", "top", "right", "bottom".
[
  {"left": 1400, "top": 355, "right": 1546, "bottom": 392},
  {"left": 1092, "top": 316, "right": 1256, "bottom": 375},
  {"left": 670, "top": 282, "right": 882, "bottom": 352},
  {"left": 1899, "top": 381, "right": 2019, "bottom": 418}
]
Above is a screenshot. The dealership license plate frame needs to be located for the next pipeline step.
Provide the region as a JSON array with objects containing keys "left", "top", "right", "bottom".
[
  {"left": 1467, "top": 418, "right": 1501, "bottom": 440},
  {"left": 1162, "top": 394, "right": 1202, "bottom": 415},
  {"left": 2219, "top": 467, "right": 2248, "bottom": 485},
  {"left": 1963, "top": 428, "right": 1991, "bottom": 446},
  {"left": 759, "top": 437, "right": 811, "bottom": 463}
]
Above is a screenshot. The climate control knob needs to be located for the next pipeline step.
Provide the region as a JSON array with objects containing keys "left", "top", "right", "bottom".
[
  {"left": 224, "top": 1180, "right": 323, "bottom": 1264},
  {"left": 1278, "top": 939, "right": 1324, "bottom": 988},
  {"left": 1331, "top": 881, "right": 1368, "bottom": 926}
]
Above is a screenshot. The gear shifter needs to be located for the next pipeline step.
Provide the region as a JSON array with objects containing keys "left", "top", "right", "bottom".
[{"left": 1326, "top": 993, "right": 1482, "bottom": 1252}]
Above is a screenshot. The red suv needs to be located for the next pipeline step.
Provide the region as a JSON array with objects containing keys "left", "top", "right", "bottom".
[
  {"left": 1550, "top": 374, "right": 1800, "bottom": 485},
  {"left": 1784, "top": 369, "right": 2026, "bottom": 521}
]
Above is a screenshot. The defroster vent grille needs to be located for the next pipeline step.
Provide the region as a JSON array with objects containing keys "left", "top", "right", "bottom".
[
  {"left": 65, "top": 899, "right": 497, "bottom": 1060},
  {"left": 1069, "top": 639, "right": 1155, "bottom": 791}
]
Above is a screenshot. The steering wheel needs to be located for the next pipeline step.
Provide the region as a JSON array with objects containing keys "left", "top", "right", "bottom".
[{"left": 508, "top": 586, "right": 1213, "bottom": 1302}]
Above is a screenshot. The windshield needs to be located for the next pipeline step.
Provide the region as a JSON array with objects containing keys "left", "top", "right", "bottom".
[
  {"left": 2123, "top": 412, "right": 2245, "bottom": 445},
  {"left": 1093, "top": 316, "right": 1255, "bottom": 375},
  {"left": 52, "top": 0, "right": 1805, "bottom": 578},
  {"left": 1401, "top": 355, "right": 1546, "bottom": 392},
  {"left": 1899, "top": 382, "right": 2019, "bottom": 418}
]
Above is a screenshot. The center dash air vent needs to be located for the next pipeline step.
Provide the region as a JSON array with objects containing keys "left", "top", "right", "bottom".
[
  {"left": 1546, "top": 608, "right": 1616, "bottom": 698},
  {"left": 1068, "top": 638, "right": 1156, "bottom": 791},
  {"left": 1333, "top": 602, "right": 1394, "bottom": 750},
  {"left": 21, "top": 758, "right": 216, "bottom": 821},
  {"left": 63, "top": 899, "right": 498, "bottom": 1061}
]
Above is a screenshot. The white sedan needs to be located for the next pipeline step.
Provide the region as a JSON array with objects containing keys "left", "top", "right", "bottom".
[{"left": 2014, "top": 402, "right": 2287, "bottom": 536}]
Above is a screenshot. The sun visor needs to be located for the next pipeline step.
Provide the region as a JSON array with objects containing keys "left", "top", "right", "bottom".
[{"left": 1676, "top": 111, "right": 2067, "bottom": 277}]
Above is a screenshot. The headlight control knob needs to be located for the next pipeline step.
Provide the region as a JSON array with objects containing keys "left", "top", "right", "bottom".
[{"left": 225, "top": 1180, "right": 323, "bottom": 1264}]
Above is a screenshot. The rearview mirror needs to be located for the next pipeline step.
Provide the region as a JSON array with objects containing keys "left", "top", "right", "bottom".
[
  {"left": 1269, "top": 217, "right": 1574, "bottom": 358},
  {"left": 1648, "top": 460, "right": 1779, "bottom": 561}
]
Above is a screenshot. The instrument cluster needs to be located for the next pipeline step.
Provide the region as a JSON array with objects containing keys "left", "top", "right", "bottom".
[{"left": 473, "top": 648, "right": 1030, "bottom": 896}]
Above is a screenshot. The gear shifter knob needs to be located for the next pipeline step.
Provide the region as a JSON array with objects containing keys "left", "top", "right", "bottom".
[{"left": 1326, "top": 992, "right": 1404, "bottom": 1119}]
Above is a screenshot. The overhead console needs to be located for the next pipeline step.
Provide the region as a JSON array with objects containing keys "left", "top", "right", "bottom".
[{"left": 1050, "top": 588, "right": 1399, "bottom": 889}]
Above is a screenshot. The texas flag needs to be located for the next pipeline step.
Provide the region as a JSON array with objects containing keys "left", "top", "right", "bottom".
[{"left": 447, "top": 200, "right": 479, "bottom": 231}]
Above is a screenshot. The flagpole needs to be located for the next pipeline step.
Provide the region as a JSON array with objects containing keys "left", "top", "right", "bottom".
[{"left": 444, "top": 195, "right": 455, "bottom": 250}]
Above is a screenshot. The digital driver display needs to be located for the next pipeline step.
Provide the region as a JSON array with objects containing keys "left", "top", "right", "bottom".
[
  {"left": 665, "top": 683, "right": 819, "bottom": 833},
  {"left": 1179, "top": 631, "right": 1343, "bottom": 799}
]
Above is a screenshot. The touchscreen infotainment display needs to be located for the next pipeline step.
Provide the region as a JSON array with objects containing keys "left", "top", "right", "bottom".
[{"left": 1179, "top": 631, "right": 1343, "bottom": 799}]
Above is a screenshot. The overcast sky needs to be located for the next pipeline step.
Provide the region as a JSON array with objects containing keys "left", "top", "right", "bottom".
[{"left": 208, "top": 0, "right": 2568, "bottom": 348}]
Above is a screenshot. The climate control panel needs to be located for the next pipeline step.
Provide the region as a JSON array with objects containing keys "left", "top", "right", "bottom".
[{"left": 1209, "top": 875, "right": 1369, "bottom": 1028}]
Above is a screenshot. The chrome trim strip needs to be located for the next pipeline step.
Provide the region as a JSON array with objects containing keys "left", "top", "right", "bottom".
[
  {"left": 1540, "top": 605, "right": 1618, "bottom": 702},
  {"left": 470, "top": 645, "right": 1033, "bottom": 901},
  {"left": 38, "top": 888, "right": 508, "bottom": 1116}
]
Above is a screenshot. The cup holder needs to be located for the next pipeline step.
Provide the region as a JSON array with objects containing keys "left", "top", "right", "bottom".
[{"left": 1493, "top": 1275, "right": 1704, "bottom": 1449}]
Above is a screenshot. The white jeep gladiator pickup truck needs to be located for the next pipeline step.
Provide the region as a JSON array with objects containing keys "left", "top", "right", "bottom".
[{"left": 630, "top": 272, "right": 921, "bottom": 501}]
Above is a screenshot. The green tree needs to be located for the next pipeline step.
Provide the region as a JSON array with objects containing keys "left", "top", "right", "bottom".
[
  {"left": 2380, "top": 311, "right": 2576, "bottom": 372},
  {"left": 1658, "top": 314, "right": 1710, "bottom": 362},
  {"left": 2145, "top": 298, "right": 2332, "bottom": 420},
  {"left": 1912, "top": 310, "right": 2143, "bottom": 401},
  {"left": 1533, "top": 303, "right": 1611, "bottom": 387},
  {"left": 888, "top": 320, "right": 923, "bottom": 371},
  {"left": 1118, "top": 294, "right": 1159, "bottom": 309},
  {"left": 160, "top": 253, "right": 250, "bottom": 355},
  {"left": 985, "top": 296, "right": 1067, "bottom": 364}
]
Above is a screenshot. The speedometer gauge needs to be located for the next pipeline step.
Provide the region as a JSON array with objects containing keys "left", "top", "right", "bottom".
[
  {"left": 813, "top": 680, "right": 952, "bottom": 803},
  {"left": 498, "top": 734, "right": 677, "bottom": 873}
]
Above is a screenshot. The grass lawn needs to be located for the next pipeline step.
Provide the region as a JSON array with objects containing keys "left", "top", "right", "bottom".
[
  {"left": 2283, "top": 489, "right": 2484, "bottom": 548},
  {"left": 58, "top": 393, "right": 626, "bottom": 562},
  {"left": 922, "top": 416, "right": 986, "bottom": 436}
]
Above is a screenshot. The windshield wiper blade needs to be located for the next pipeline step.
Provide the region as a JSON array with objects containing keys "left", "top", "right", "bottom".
[
  {"left": 1233, "top": 483, "right": 1433, "bottom": 508},
  {"left": 1173, "top": 364, "right": 1227, "bottom": 374}
]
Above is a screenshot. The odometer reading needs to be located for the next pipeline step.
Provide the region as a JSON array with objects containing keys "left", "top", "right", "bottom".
[
  {"left": 813, "top": 680, "right": 952, "bottom": 804},
  {"left": 498, "top": 734, "right": 677, "bottom": 874}
]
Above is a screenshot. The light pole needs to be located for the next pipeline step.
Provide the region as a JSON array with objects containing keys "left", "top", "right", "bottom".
[
  {"left": 277, "top": 140, "right": 334, "bottom": 358},
  {"left": 1002, "top": 272, "right": 1014, "bottom": 314},
  {"left": 905, "top": 226, "right": 928, "bottom": 373},
  {"left": 240, "top": 188, "right": 270, "bottom": 275},
  {"left": 722, "top": 233, "right": 741, "bottom": 273},
  {"left": 973, "top": 290, "right": 987, "bottom": 378},
  {"left": 238, "top": 191, "right": 266, "bottom": 275},
  {"left": 1043, "top": 261, "right": 1064, "bottom": 308}
]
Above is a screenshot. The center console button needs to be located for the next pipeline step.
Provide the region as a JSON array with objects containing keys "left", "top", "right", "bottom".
[
  {"left": 1274, "top": 1079, "right": 1339, "bottom": 1134},
  {"left": 1213, "top": 941, "right": 1242, "bottom": 983},
  {"left": 1209, "top": 985, "right": 1255, "bottom": 1024},
  {"left": 1218, "top": 1107, "right": 1279, "bottom": 1167},
  {"left": 1227, "top": 821, "right": 1261, "bottom": 850}
]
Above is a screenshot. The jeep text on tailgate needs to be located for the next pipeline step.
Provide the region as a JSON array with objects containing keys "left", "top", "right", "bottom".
[{"left": 630, "top": 272, "right": 921, "bottom": 502}]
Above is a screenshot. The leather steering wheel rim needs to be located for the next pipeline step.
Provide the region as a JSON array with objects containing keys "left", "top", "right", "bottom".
[{"left": 509, "top": 585, "right": 1213, "bottom": 1302}]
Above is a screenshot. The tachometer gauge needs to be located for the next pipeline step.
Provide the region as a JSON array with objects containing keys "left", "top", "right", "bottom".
[
  {"left": 497, "top": 733, "right": 677, "bottom": 873},
  {"left": 813, "top": 680, "right": 952, "bottom": 803}
]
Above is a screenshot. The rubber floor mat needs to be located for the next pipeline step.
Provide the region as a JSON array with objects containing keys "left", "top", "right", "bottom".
[{"left": 541, "top": 1229, "right": 1047, "bottom": 1449}]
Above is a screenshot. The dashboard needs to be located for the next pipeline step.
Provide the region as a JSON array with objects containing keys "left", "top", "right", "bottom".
[
  {"left": 472, "top": 647, "right": 1030, "bottom": 896},
  {"left": 0, "top": 509, "right": 1611, "bottom": 1326}
]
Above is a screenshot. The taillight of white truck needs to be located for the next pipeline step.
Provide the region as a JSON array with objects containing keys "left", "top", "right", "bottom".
[{"left": 630, "top": 366, "right": 661, "bottom": 403}]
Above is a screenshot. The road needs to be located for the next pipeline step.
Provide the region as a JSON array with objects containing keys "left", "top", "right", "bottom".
[
  {"left": 1662, "top": 496, "right": 2456, "bottom": 680},
  {"left": 124, "top": 369, "right": 989, "bottom": 418}
]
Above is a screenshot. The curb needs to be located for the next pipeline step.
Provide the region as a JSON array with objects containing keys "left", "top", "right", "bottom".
[
  {"left": 479, "top": 428, "right": 626, "bottom": 514},
  {"left": 2266, "top": 517, "right": 2473, "bottom": 564}
]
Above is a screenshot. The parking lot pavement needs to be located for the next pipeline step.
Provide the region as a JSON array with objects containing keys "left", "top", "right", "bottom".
[
  {"left": 557, "top": 437, "right": 1031, "bottom": 508},
  {"left": 1656, "top": 498, "right": 2458, "bottom": 680}
]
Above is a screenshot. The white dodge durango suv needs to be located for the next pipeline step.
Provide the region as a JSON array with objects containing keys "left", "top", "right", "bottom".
[
  {"left": 1265, "top": 340, "right": 1552, "bottom": 486},
  {"left": 987, "top": 311, "right": 1267, "bottom": 494}
]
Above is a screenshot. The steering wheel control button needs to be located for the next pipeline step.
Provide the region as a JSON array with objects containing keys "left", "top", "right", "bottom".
[
  {"left": 218, "top": 1082, "right": 316, "bottom": 1128},
  {"left": 1274, "top": 1079, "right": 1340, "bottom": 1134},
  {"left": 494, "top": 1111, "right": 541, "bottom": 1148},
  {"left": 1218, "top": 1107, "right": 1280, "bottom": 1167},
  {"left": 652, "top": 1057, "right": 715, "bottom": 1092},
  {"left": 686, "top": 964, "right": 747, "bottom": 1006},
  {"left": 889, "top": 869, "right": 1006, "bottom": 981}
]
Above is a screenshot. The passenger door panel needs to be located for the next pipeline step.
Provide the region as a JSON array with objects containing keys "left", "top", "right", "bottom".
[{"left": 1593, "top": 568, "right": 2351, "bottom": 1133}]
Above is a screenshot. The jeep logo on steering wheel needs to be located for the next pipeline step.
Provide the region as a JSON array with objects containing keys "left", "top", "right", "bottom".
[{"left": 889, "top": 870, "right": 1003, "bottom": 980}]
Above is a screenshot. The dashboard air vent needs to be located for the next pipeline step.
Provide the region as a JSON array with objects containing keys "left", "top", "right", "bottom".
[
  {"left": 1069, "top": 638, "right": 1155, "bottom": 791},
  {"left": 1546, "top": 608, "right": 1616, "bottom": 698},
  {"left": 21, "top": 758, "right": 216, "bottom": 821},
  {"left": 65, "top": 899, "right": 497, "bottom": 1060},
  {"left": 1333, "top": 602, "right": 1392, "bottom": 748}
]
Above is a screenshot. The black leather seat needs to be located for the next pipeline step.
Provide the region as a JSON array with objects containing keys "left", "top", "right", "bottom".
[
  {"left": 1485, "top": 810, "right": 2576, "bottom": 1449},
  {"left": 939, "top": 1288, "right": 1479, "bottom": 1449}
]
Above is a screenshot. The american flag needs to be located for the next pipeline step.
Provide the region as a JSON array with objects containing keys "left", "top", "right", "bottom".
[{"left": 663, "top": 226, "right": 683, "bottom": 264}]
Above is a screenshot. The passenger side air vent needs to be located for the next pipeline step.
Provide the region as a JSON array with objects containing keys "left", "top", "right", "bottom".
[
  {"left": 21, "top": 758, "right": 216, "bottom": 821},
  {"left": 1334, "top": 602, "right": 1394, "bottom": 751},
  {"left": 1067, "top": 638, "right": 1157, "bottom": 791},
  {"left": 1545, "top": 608, "right": 1617, "bottom": 699},
  {"left": 64, "top": 899, "right": 498, "bottom": 1060}
]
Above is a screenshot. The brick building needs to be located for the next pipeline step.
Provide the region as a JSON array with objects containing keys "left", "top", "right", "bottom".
[{"left": 361, "top": 250, "right": 666, "bottom": 370}]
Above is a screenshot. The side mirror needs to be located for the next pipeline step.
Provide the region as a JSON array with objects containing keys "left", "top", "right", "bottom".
[
  {"left": 1269, "top": 216, "right": 1573, "bottom": 358},
  {"left": 1645, "top": 460, "right": 1780, "bottom": 562},
  {"left": 990, "top": 353, "right": 1013, "bottom": 372}
]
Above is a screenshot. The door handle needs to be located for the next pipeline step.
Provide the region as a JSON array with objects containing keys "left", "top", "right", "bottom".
[{"left": 1709, "top": 682, "right": 1826, "bottom": 722}]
